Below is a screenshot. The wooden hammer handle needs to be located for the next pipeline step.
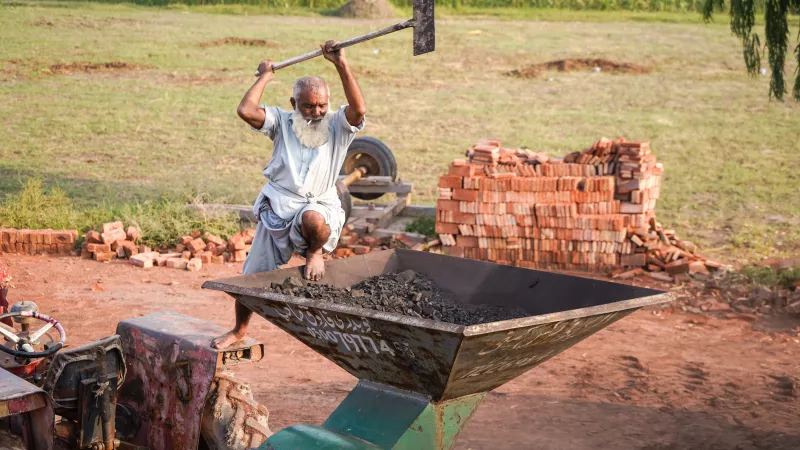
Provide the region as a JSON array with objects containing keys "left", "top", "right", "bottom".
[{"left": 268, "top": 19, "right": 414, "bottom": 72}]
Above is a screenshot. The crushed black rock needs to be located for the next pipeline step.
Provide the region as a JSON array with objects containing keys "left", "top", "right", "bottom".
[{"left": 266, "top": 270, "right": 529, "bottom": 326}]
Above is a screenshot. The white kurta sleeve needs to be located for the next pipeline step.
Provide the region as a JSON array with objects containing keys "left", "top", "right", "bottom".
[
  {"left": 251, "top": 105, "right": 281, "bottom": 140},
  {"left": 333, "top": 105, "right": 365, "bottom": 152}
]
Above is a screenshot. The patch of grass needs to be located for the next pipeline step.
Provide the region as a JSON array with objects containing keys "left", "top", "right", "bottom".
[
  {"left": 405, "top": 216, "right": 436, "bottom": 238},
  {"left": 740, "top": 265, "right": 800, "bottom": 291},
  {"left": 0, "top": 179, "right": 241, "bottom": 247},
  {"left": 0, "top": 4, "right": 797, "bottom": 263}
]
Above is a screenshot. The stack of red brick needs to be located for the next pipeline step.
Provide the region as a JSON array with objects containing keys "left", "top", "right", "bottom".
[
  {"left": 436, "top": 137, "right": 722, "bottom": 279},
  {"left": 81, "top": 221, "right": 257, "bottom": 270},
  {"left": 0, "top": 228, "right": 78, "bottom": 255}
]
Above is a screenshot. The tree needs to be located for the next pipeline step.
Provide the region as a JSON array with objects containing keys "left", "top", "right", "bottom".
[{"left": 704, "top": 0, "right": 800, "bottom": 100}]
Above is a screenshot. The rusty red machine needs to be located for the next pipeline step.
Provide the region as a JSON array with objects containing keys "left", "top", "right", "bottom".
[{"left": 1, "top": 249, "right": 672, "bottom": 449}]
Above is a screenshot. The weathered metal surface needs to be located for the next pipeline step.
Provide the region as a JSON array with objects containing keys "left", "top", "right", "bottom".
[
  {"left": 324, "top": 380, "right": 430, "bottom": 449},
  {"left": 394, "top": 392, "right": 485, "bottom": 449},
  {"left": 204, "top": 249, "right": 673, "bottom": 403},
  {"left": 0, "top": 367, "right": 54, "bottom": 449},
  {"left": 412, "top": 0, "right": 435, "bottom": 55},
  {"left": 115, "top": 311, "right": 263, "bottom": 449}
]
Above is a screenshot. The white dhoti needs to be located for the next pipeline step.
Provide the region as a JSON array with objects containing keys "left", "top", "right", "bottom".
[{"left": 242, "top": 191, "right": 344, "bottom": 275}]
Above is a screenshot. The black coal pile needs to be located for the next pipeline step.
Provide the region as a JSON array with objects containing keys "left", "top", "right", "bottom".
[{"left": 267, "top": 270, "right": 529, "bottom": 326}]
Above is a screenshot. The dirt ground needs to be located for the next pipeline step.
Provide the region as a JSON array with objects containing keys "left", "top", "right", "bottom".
[{"left": 3, "top": 254, "right": 799, "bottom": 449}]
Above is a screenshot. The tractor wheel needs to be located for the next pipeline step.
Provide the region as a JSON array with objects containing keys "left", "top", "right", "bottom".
[
  {"left": 200, "top": 370, "right": 272, "bottom": 450},
  {"left": 340, "top": 137, "right": 397, "bottom": 201},
  {"left": 337, "top": 179, "right": 352, "bottom": 224}
]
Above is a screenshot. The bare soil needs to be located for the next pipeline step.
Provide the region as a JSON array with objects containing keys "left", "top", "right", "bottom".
[
  {"left": 2, "top": 254, "right": 799, "bottom": 449},
  {"left": 268, "top": 270, "right": 528, "bottom": 325},
  {"left": 47, "top": 61, "right": 152, "bottom": 76},
  {"left": 507, "top": 58, "right": 651, "bottom": 78},
  {"left": 334, "top": 0, "right": 395, "bottom": 19},
  {"left": 199, "top": 37, "right": 280, "bottom": 48}
]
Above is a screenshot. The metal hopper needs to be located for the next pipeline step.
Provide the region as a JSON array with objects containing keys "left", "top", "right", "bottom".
[{"left": 203, "top": 249, "right": 673, "bottom": 449}]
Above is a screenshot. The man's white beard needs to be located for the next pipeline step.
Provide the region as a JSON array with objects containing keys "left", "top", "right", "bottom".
[{"left": 291, "top": 109, "right": 333, "bottom": 148}]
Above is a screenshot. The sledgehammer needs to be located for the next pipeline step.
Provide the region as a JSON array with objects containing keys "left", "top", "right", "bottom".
[{"left": 254, "top": 0, "right": 435, "bottom": 75}]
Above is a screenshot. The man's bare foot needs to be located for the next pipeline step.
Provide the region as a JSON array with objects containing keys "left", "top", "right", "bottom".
[
  {"left": 305, "top": 251, "right": 325, "bottom": 281},
  {"left": 211, "top": 330, "right": 245, "bottom": 349}
]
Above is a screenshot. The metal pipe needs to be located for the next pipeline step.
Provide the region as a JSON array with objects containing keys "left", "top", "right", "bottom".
[
  {"left": 267, "top": 20, "right": 414, "bottom": 73},
  {"left": 95, "top": 347, "right": 115, "bottom": 450},
  {"left": 341, "top": 167, "right": 368, "bottom": 187}
]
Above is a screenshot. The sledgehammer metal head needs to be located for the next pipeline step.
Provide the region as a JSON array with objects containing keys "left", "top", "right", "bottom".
[
  {"left": 412, "top": 0, "right": 436, "bottom": 55},
  {"left": 264, "top": 0, "right": 435, "bottom": 73}
]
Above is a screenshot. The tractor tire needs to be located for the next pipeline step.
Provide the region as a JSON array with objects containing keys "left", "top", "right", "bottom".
[
  {"left": 337, "top": 179, "right": 352, "bottom": 224},
  {"left": 340, "top": 137, "right": 397, "bottom": 201},
  {"left": 200, "top": 370, "right": 272, "bottom": 450}
]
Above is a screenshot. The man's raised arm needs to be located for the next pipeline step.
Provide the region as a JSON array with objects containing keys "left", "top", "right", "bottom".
[
  {"left": 237, "top": 59, "right": 274, "bottom": 129},
  {"left": 320, "top": 40, "right": 366, "bottom": 127}
]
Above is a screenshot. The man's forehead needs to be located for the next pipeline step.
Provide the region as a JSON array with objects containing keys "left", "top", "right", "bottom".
[{"left": 296, "top": 86, "right": 328, "bottom": 103}]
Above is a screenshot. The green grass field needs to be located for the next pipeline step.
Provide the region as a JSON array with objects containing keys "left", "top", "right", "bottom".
[{"left": 1, "top": 1, "right": 798, "bottom": 263}]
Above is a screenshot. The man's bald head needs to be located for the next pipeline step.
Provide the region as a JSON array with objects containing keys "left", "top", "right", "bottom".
[{"left": 291, "top": 76, "right": 330, "bottom": 121}]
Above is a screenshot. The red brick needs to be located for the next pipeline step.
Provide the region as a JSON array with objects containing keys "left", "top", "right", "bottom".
[
  {"left": 130, "top": 254, "right": 155, "bottom": 268},
  {"left": 233, "top": 250, "right": 247, "bottom": 262},
  {"left": 243, "top": 229, "right": 256, "bottom": 244},
  {"left": 437, "top": 200, "right": 460, "bottom": 212},
  {"left": 449, "top": 164, "right": 475, "bottom": 178},
  {"left": 126, "top": 226, "right": 142, "bottom": 242},
  {"left": 196, "top": 251, "right": 213, "bottom": 264},
  {"left": 229, "top": 234, "right": 246, "bottom": 250},
  {"left": 102, "top": 221, "right": 124, "bottom": 234},
  {"left": 187, "top": 238, "right": 206, "bottom": 253},
  {"left": 101, "top": 229, "right": 127, "bottom": 245},
  {"left": 94, "top": 251, "right": 115, "bottom": 262},
  {"left": 48, "top": 231, "right": 70, "bottom": 245},
  {"left": 179, "top": 236, "right": 194, "bottom": 245},
  {"left": 452, "top": 189, "right": 478, "bottom": 202},
  {"left": 138, "top": 245, "right": 151, "bottom": 254},
  {"left": 620, "top": 253, "right": 646, "bottom": 267},
  {"left": 81, "top": 249, "right": 92, "bottom": 259},
  {"left": 360, "top": 236, "right": 379, "bottom": 247},
  {"left": 339, "top": 234, "right": 359, "bottom": 246},
  {"left": 182, "top": 251, "right": 192, "bottom": 260},
  {"left": 85, "top": 230, "right": 103, "bottom": 244},
  {"left": 190, "top": 229, "right": 202, "bottom": 239},
  {"left": 457, "top": 236, "right": 478, "bottom": 248},
  {"left": 438, "top": 176, "right": 463, "bottom": 190},
  {"left": 210, "top": 255, "right": 224, "bottom": 264},
  {"left": 435, "top": 223, "right": 459, "bottom": 235},
  {"left": 443, "top": 246, "right": 465, "bottom": 258},
  {"left": 204, "top": 233, "right": 226, "bottom": 247},
  {"left": 453, "top": 212, "right": 476, "bottom": 225},
  {"left": 87, "top": 243, "right": 111, "bottom": 253},
  {"left": 187, "top": 258, "right": 202, "bottom": 272},
  {"left": 665, "top": 258, "right": 691, "bottom": 275},
  {"left": 350, "top": 245, "right": 370, "bottom": 255},
  {"left": 334, "top": 248, "right": 352, "bottom": 258},
  {"left": 166, "top": 258, "right": 188, "bottom": 269}
]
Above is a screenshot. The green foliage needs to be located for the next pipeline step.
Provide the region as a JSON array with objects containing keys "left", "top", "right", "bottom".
[
  {"left": 405, "top": 217, "right": 436, "bottom": 238},
  {"left": 0, "top": 179, "right": 241, "bottom": 247},
  {"left": 740, "top": 264, "right": 800, "bottom": 290},
  {"left": 113, "top": 199, "right": 241, "bottom": 247},
  {"left": 0, "top": 178, "right": 102, "bottom": 231},
  {"left": 704, "top": 0, "right": 800, "bottom": 100}
]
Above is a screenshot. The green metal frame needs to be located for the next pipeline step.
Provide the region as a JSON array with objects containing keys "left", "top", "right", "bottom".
[{"left": 262, "top": 380, "right": 485, "bottom": 450}]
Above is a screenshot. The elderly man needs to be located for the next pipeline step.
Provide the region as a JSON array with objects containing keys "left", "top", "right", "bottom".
[{"left": 212, "top": 40, "right": 366, "bottom": 349}]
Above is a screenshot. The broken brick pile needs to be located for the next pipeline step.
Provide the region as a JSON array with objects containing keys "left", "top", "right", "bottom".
[
  {"left": 332, "top": 224, "right": 435, "bottom": 259},
  {"left": 82, "top": 221, "right": 257, "bottom": 271},
  {"left": 436, "top": 137, "right": 722, "bottom": 281},
  {"left": 0, "top": 228, "right": 79, "bottom": 255}
]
